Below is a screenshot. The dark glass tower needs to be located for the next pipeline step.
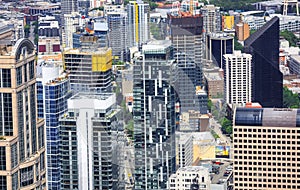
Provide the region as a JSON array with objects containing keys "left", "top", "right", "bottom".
[{"left": 244, "top": 16, "right": 283, "bottom": 108}]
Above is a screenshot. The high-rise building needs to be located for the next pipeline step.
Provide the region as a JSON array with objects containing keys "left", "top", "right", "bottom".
[
  {"left": 168, "top": 14, "right": 206, "bottom": 112},
  {"left": 233, "top": 107, "right": 300, "bottom": 190},
  {"left": 107, "top": 11, "right": 128, "bottom": 61},
  {"left": 63, "top": 36, "right": 112, "bottom": 93},
  {"left": 206, "top": 32, "right": 234, "bottom": 68},
  {"left": 223, "top": 51, "right": 252, "bottom": 105},
  {"left": 133, "top": 40, "right": 176, "bottom": 189},
  {"left": 236, "top": 22, "right": 250, "bottom": 41},
  {"left": 244, "top": 16, "right": 283, "bottom": 108},
  {"left": 63, "top": 12, "right": 84, "bottom": 48},
  {"left": 127, "top": 1, "right": 150, "bottom": 47},
  {"left": 36, "top": 62, "right": 72, "bottom": 190},
  {"left": 59, "top": 93, "right": 124, "bottom": 190},
  {"left": 201, "top": 5, "right": 221, "bottom": 60},
  {"left": 201, "top": 5, "right": 221, "bottom": 34},
  {"left": 169, "top": 166, "right": 211, "bottom": 190},
  {"left": 61, "top": 0, "right": 78, "bottom": 24},
  {"left": 0, "top": 38, "right": 46, "bottom": 189}
]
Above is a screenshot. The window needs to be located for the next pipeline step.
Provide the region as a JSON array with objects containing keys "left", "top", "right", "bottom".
[
  {"left": 29, "top": 61, "right": 35, "bottom": 80},
  {"left": 0, "top": 147, "right": 5, "bottom": 170},
  {"left": 16, "top": 67, "right": 22, "bottom": 86},
  {"left": 1, "top": 69, "right": 11, "bottom": 88},
  {"left": 11, "top": 143, "right": 18, "bottom": 169},
  {"left": 20, "top": 166, "right": 34, "bottom": 187},
  {"left": 0, "top": 176, "right": 7, "bottom": 190}
]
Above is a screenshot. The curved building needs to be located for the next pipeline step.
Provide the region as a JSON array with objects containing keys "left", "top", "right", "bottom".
[{"left": 0, "top": 39, "right": 46, "bottom": 189}]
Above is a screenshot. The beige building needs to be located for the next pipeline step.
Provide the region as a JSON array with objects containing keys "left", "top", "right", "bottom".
[
  {"left": 0, "top": 39, "right": 46, "bottom": 189},
  {"left": 236, "top": 22, "right": 250, "bottom": 41},
  {"left": 233, "top": 107, "right": 300, "bottom": 190}
]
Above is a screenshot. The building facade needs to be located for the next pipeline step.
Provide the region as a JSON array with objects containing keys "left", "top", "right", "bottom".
[
  {"left": 107, "top": 11, "right": 128, "bottom": 61},
  {"left": 63, "top": 36, "right": 112, "bottom": 93},
  {"left": 36, "top": 62, "right": 72, "bottom": 190},
  {"left": 59, "top": 93, "right": 124, "bottom": 190},
  {"left": 244, "top": 16, "right": 283, "bottom": 108},
  {"left": 233, "top": 107, "right": 300, "bottom": 190},
  {"left": 127, "top": 1, "right": 150, "bottom": 47},
  {"left": 133, "top": 40, "right": 177, "bottom": 189},
  {"left": 176, "top": 133, "right": 193, "bottom": 168},
  {"left": 169, "top": 166, "right": 211, "bottom": 190},
  {"left": 0, "top": 38, "right": 46, "bottom": 189},
  {"left": 223, "top": 51, "right": 252, "bottom": 105},
  {"left": 206, "top": 32, "right": 234, "bottom": 68}
]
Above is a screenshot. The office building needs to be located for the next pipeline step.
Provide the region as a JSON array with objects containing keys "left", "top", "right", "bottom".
[
  {"left": 201, "top": 5, "right": 221, "bottom": 33},
  {"left": 61, "top": 0, "right": 78, "bottom": 23},
  {"left": 59, "top": 93, "right": 124, "bottom": 190},
  {"left": 63, "top": 12, "right": 85, "bottom": 48},
  {"left": 236, "top": 22, "right": 250, "bottom": 41},
  {"left": 63, "top": 35, "right": 112, "bottom": 93},
  {"left": 206, "top": 32, "right": 234, "bottom": 68},
  {"left": 36, "top": 62, "right": 72, "bottom": 190},
  {"left": 223, "top": 51, "right": 252, "bottom": 105},
  {"left": 176, "top": 133, "right": 193, "bottom": 168},
  {"left": 169, "top": 166, "right": 211, "bottom": 190},
  {"left": 107, "top": 11, "right": 128, "bottom": 61},
  {"left": 168, "top": 14, "right": 205, "bottom": 112},
  {"left": 133, "top": 40, "right": 176, "bottom": 189},
  {"left": 127, "top": 1, "right": 150, "bottom": 47},
  {"left": 175, "top": 53, "right": 207, "bottom": 113},
  {"left": 244, "top": 16, "right": 283, "bottom": 108},
  {"left": 203, "top": 70, "right": 224, "bottom": 98},
  {"left": 0, "top": 38, "right": 46, "bottom": 189},
  {"left": 38, "top": 19, "right": 59, "bottom": 37},
  {"left": 94, "top": 18, "right": 109, "bottom": 48},
  {"left": 233, "top": 107, "right": 300, "bottom": 190}
]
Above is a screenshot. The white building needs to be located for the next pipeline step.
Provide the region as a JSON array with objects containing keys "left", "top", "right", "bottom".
[
  {"left": 176, "top": 132, "right": 193, "bottom": 168},
  {"left": 63, "top": 12, "right": 85, "bottom": 48},
  {"left": 169, "top": 166, "right": 211, "bottom": 190},
  {"left": 223, "top": 51, "right": 252, "bottom": 105}
]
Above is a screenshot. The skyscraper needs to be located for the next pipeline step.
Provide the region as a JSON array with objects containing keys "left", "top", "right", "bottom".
[
  {"left": 244, "top": 16, "right": 283, "bottom": 108},
  {"left": 63, "top": 35, "right": 112, "bottom": 93},
  {"left": 233, "top": 107, "right": 300, "bottom": 190},
  {"left": 133, "top": 40, "right": 177, "bottom": 189},
  {"left": 223, "top": 51, "right": 252, "bottom": 105},
  {"left": 201, "top": 5, "right": 221, "bottom": 34},
  {"left": 127, "top": 1, "right": 150, "bottom": 47},
  {"left": 59, "top": 93, "right": 124, "bottom": 190},
  {"left": 107, "top": 10, "right": 128, "bottom": 61},
  {"left": 36, "top": 62, "right": 72, "bottom": 190},
  {"left": 0, "top": 38, "right": 46, "bottom": 189},
  {"left": 168, "top": 14, "right": 206, "bottom": 112}
]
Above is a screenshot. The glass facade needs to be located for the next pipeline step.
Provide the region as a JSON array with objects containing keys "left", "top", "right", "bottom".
[
  {"left": 0, "top": 147, "right": 6, "bottom": 171},
  {"left": 0, "top": 93, "right": 13, "bottom": 136},
  {"left": 244, "top": 17, "right": 283, "bottom": 108},
  {"left": 43, "top": 79, "right": 71, "bottom": 190},
  {"left": 0, "top": 176, "right": 7, "bottom": 190},
  {"left": 133, "top": 46, "right": 177, "bottom": 190}
]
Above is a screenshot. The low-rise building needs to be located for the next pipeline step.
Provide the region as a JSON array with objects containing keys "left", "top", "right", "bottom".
[{"left": 169, "top": 166, "right": 211, "bottom": 190}]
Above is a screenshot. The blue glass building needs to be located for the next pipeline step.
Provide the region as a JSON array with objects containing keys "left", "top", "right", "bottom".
[{"left": 37, "top": 62, "right": 72, "bottom": 190}]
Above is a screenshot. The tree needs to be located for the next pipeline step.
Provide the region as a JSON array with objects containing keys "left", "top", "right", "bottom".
[
  {"left": 283, "top": 86, "right": 300, "bottom": 108},
  {"left": 207, "top": 99, "right": 213, "bottom": 112},
  {"left": 234, "top": 36, "right": 243, "bottom": 51},
  {"left": 221, "top": 118, "right": 232, "bottom": 135},
  {"left": 280, "top": 30, "right": 299, "bottom": 47}
]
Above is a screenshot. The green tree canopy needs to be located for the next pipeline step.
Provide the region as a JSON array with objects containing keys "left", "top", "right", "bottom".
[
  {"left": 283, "top": 86, "right": 300, "bottom": 108},
  {"left": 280, "top": 30, "right": 299, "bottom": 47}
]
